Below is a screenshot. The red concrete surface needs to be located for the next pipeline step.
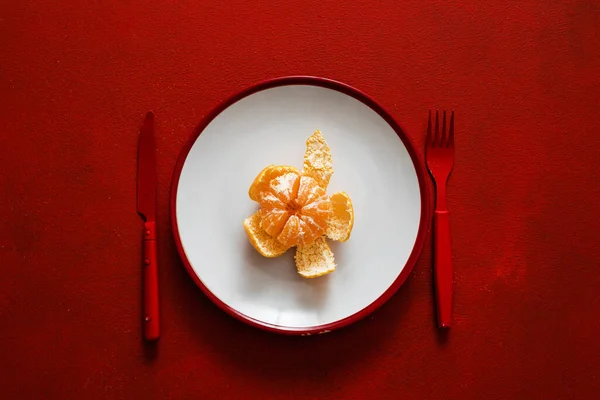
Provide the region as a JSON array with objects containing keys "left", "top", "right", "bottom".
[{"left": 1, "top": 0, "right": 599, "bottom": 399}]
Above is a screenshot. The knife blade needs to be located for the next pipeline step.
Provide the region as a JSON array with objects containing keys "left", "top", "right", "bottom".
[{"left": 137, "top": 111, "right": 160, "bottom": 341}]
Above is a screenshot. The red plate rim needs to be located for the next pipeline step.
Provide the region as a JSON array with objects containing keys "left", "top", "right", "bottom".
[{"left": 170, "top": 76, "right": 430, "bottom": 335}]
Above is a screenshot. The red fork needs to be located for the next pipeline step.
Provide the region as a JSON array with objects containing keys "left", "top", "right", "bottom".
[{"left": 425, "top": 110, "right": 455, "bottom": 328}]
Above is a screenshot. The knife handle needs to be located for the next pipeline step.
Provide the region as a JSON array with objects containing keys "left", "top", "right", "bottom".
[
  {"left": 143, "top": 221, "right": 160, "bottom": 340},
  {"left": 434, "top": 210, "right": 453, "bottom": 328}
]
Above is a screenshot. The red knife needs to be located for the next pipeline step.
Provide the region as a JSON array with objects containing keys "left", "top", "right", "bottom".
[{"left": 137, "top": 111, "right": 160, "bottom": 341}]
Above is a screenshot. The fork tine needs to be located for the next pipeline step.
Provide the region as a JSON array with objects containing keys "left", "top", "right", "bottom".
[
  {"left": 441, "top": 110, "right": 447, "bottom": 146},
  {"left": 449, "top": 110, "right": 454, "bottom": 147},
  {"left": 427, "top": 110, "right": 432, "bottom": 148},
  {"left": 434, "top": 110, "right": 440, "bottom": 147}
]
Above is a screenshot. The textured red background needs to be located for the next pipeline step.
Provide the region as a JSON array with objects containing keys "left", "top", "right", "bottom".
[{"left": 1, "top": 0, "right": 600, "bottom": 399}]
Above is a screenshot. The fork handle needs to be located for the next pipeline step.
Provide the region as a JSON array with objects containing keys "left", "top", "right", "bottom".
[{"left": 434, "top": 210, "right": 453, "bottom": 328}]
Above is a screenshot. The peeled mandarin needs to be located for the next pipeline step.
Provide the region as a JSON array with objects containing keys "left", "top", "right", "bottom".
[{"left": 243, "top": 130, "right": 354, "bottom": 278}]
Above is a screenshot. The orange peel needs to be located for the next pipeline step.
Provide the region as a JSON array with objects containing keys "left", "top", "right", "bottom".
[
  {"left": 295, "top": 237, "right": 336, "bottom": 278},
  {"left": 303, "top": 130, "right": 334, "bottom": 189},
  {"left": 325, "top": 191, "right": 354, "bottom": 242},
  {"left": 243, "top": 212, "right": 290, "bottom": 258}
]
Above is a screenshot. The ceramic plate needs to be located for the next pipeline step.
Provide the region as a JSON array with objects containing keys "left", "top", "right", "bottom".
[{"left": 171, "top": 77, "right": 429, "bottom": 334}]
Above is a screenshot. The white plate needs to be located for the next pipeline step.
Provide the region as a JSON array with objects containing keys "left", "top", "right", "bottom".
[{"left": 171, "top": 77, "right": 429, "bottom": 334}]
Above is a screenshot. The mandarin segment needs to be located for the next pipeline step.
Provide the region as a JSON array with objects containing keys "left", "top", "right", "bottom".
[
  {"left": 270, "top": 172, "right": 301, "bottom": 204},
  {"left": 296, "top": 175, "right": 326, "bottom": 206},
  {"left": 258, "top": 191, "right": 286, "bottom": 210},
  {"left": 301, "top": 198, "right": 332, "bottom": 221},
  {"left": 298, "top": 215, "right": 325, "bottom": 246},
  {"left": 299, "top": 215, "right": 321, "bottom": 236},
  {"left": 260, "top": 208, "right": 289, "bottom": 237},
  {"left": 277, "top": 215, "right": 300, "bottom": 248}
]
